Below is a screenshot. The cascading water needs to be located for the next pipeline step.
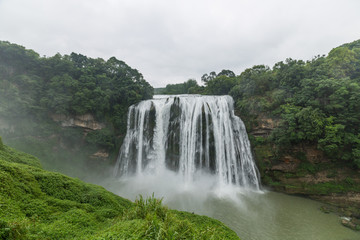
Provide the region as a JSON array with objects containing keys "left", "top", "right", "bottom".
[{"left": 114, "top": 95, "right": 260, "bottom": 190}]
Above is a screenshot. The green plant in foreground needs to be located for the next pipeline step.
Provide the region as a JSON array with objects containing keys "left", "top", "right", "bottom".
[
  {"left": 124, "top": 194, "right": 167, "bottom": 220},
  {"left": 120, "top": 194, "right": 197, "bottom": 239}
]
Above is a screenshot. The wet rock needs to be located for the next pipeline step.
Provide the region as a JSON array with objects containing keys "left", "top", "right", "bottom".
[
  {"left": 51, "top": 114, "right": 105, "bottom": 130},
  {"left": 271, "top": 162, "right": 299, "bottom": 173},
  {"left": 91, "top": 150, "right": 109, "bottom": 160},
  {"left": 341, "top": 218, "right": 360, "bottom": 231}
]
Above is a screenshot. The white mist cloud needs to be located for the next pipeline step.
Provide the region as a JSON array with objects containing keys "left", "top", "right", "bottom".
[{"left": 1, "top": 0, "right": 360, "bottom": 87}]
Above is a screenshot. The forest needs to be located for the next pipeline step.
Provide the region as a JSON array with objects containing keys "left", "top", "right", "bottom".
[
  {"left": 0, "top": 41, "right": 154, "bottom": 176},
  {"left": 161, "top": 39, "right": 360, "bottom": 170},
  {"left": 2, "top": 39, "right": 360, "bottom": 173},
  {"left": 0, "top": 40, "right": 153, "bottom": 143}
]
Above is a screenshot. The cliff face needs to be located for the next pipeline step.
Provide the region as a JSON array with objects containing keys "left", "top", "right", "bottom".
[
  {"left": 249, "top": 116, "right": 360, "bottom": 216},
  {"left": 49, "top": 114, "right": 111, "bottom": 161},
  {"left": 51, "top": 114, "right": 105, "bottom": 130},
  {"left": 250, "top": 115, "right": 277, "bottom": 137},
  {"left": 0, "top": 113, "right": 113, "bottom": 179}
]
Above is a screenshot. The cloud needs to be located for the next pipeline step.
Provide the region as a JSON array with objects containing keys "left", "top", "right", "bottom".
[{"left": 1, "top": 0, "right": 360, "bottom": 87}]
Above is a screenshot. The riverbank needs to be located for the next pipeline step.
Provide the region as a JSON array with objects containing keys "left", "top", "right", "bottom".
[{"left": 252, "top": 140, "right": 360, "bottom": 231}]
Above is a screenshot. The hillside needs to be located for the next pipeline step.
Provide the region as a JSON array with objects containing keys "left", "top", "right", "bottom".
[
  {"left": 231, "top": 40, "right": 360, "bottom": 212},
  {"left": 0, "top": 41, "right": 153, "bottom": 178},
  {"left": 0, "top": 137, "right": 239, "bottom": 239}
]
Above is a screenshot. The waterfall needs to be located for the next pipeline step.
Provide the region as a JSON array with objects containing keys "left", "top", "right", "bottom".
[{"left": 114, "top": 95, "right": 260, "bottom": 190}]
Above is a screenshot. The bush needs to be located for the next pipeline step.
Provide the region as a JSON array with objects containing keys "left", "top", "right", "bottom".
[
  {"left": 0, "top": 219, "right": 29, "bottom": 240},
  {"left": 85, "top": 128, "right": 115, "bottom": 149}
]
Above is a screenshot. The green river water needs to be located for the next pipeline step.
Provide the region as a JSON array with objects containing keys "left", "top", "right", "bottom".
[{"left": 167, "top": 190, "right": 360, "bottom": 240}]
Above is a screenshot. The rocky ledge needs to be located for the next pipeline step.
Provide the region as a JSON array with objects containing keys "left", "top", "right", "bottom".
[{"left": 51, "top": 114, "right": 105, "bottom": 130}]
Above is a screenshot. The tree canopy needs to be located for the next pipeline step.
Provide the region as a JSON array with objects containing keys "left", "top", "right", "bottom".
[
  {"left": 173, "top": 39, "right": 360, "bottom": 168},
  {"left": 0, "top": 41, "right": 153, "bottom": 134}
]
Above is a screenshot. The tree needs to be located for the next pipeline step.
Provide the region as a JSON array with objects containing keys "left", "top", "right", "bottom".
[
  {"left": 273, "top": 58, "right": 306, "bottom": 90},
  {"left": 162, "top": 79, "right": 200, "bottom": 95},
  {"left": 217, "top": 69, "right": 235, "bottom": 78},
  {"left": 205, "top": 75, "right": 237, "bottom": 95},
  {"left": 201, "top": 71, "right": 217, "bottom": 84}
]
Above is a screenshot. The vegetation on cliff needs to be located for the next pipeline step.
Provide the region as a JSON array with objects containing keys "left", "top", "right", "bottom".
[
  {"left": 166, "top": 39, "right": 360, "bottom": 169},
  {"left": 229, "top": 40, "right": 360, "bottom": 195},
  {"left": 0, "top": 41, "right": 153, "bottom": 176},
  {"left": 159, "top": 39, "right": 360, "bottom": 210},
  {"left": 0, "top": 40, "right": 153, "bottom": 136},
  {"left": 0, "top": 141, "right": 239, "bottom": 239}
]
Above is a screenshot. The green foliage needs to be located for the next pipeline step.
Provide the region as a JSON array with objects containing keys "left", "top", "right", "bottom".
[
  {"left": 327, "top": 46, "right": 359, "bottom": 78},
  {"left": 0, "top": 144, "right": 239, "bottom": 239},
  {"left": 159, "top": 79, "right": 202, "bottom": 95},
  {"left": 271, "top": 105, "right": 326, "bottom": 147},
  {"left": 0, "top": 146, "right": 129, "bottom": 239},
  {"left": 85, "top": 128, "right": 116, "bottom": 149},
  {"left": 0, "top": 40, "right": 153, "bottom": 138},
  {"left": 298, "top": 162, "right": 317, "bottom": 174},
  {"left": 345, "top": 177, "right": 355, "bottom": 185},
  {"left": 0, "top": 219, "right": 30, "bottom": 240},
  {"left": 120, "top": 195, "right": 196, "bottom": 239},
  {"left": 231, "top": 65, "right": 272, "bottom": 98},
  {"left": 0, "top": 145, "right": 41, "bottom": 168},
  {"left": 204, "top": 75, "right": 237, "bottom": 95},
  {"left": 0, "top": 41, "right": 155, "bottom": 178},
  {"left": 304, "top": 180, "right": 360, "bottom": 195},
  {"left": 0, "top": 136, "right": 3, "bottom": 150},
  {"left": 200, "top": 39, "right": 360, "bottom": 168},
  {"left": 273, "top": 58, "right": 306, "bottom": 89},
  {"left": 114, "top": 194, "right": 239, "bottom": 239},
  {"left": 123, "top": 194, "right": 167, "bottom": 221}
]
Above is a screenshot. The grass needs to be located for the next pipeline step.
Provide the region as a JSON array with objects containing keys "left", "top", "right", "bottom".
[
  {"left": 0, "top": 141, "right": 240, "bottom": 239},
  {"left": 304, "top": 180, "right": 360, "bottom": 195}
]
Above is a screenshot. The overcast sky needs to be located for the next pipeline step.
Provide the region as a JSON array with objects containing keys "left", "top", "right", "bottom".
[{"left": 1, "top": 0, "right": 360, "bottom": 87}]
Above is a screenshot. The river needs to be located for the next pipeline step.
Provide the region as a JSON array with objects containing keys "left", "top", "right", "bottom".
[{"left": 107, "top": 174, "right": 360, "bottom": 240}]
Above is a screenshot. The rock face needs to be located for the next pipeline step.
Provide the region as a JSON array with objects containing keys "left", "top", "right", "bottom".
[
  {"left": 50, "top": 114, "right": 110, "bottom": 162},
  {"left": 91, "top": 150, "right": 110, "bottom": 161},
  {"left": 51, "top": 114, "right": 105, "bottom": 130},
  {"left": 247, "top": 115, "right": 360, "bottom": 219},
  {"left": 250, "top": 116, "right": 278, "bottom": 137}
]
